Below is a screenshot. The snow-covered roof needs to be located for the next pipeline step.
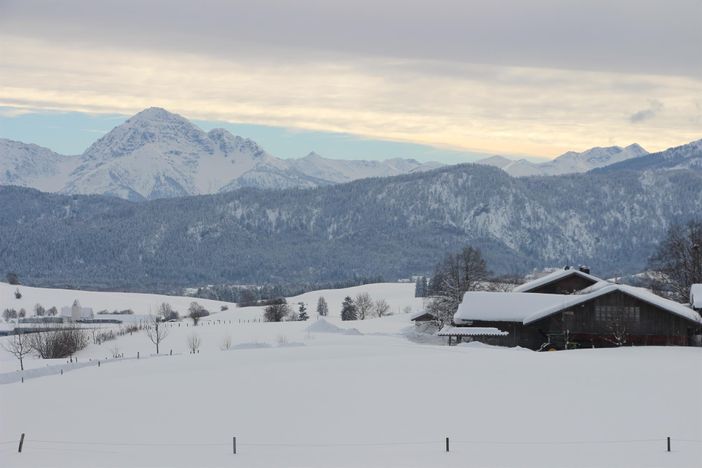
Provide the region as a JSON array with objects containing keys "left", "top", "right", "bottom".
[
  {"left": 410, "top": 310, "right": 436, "bottom": 321},
  {"left": 456, "top": 285, "right": 702, "bottom": 326},
  {"left": 513, "top": 268, "right": 602, "bottom": 293},
  {"left": 454, "top": 291, "right": 574, "bottom": 322},
  {"left": 691, "top": 284, "right": 702, "bottom": 308},
  {"left": 523, "top": 284, "right": 702, "bottom": 325},
  {"left": 437, "top": 326, "right": 508, "bottom": 337}
]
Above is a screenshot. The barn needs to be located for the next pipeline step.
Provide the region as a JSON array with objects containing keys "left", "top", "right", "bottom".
[{"left": 449, "top": 269, "right": 702, "bottom": 350}]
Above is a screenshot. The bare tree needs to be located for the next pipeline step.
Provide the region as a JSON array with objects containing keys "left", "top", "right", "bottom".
[
  {"left": 427, "top": 246, "right": 490, "bottom": 327},
  {"left": 374, "top": 299, "right": 391, "bottom": 317},
  {"left": 1, "top": 330, "right": 31, "bottom": 371},
  {"left": 29, "top": 325, "right": 89, "bottom": 359},
  {"left": 34, "top": 304, "right": 46, "bottom": 316},
  {"left": 264, "top": 299, "right": 290, "bottom": 322},
  {"left": 649, "top": 220, "right": 702, "bottom": 301},
  {"left": 605, "top": 321, "right": 629, "bottom": 347},
  {"left": 187, "top": 333, "right": 201, "bottom": 353},
  {"left": 187, "top": 302, "right": 209, "bottom": 326},
  {"left": 220, "top": 334, "right": 233, "bottom": 350},
  {"left": 354, "top": 293, "right": 374, "bottom": 320},
  {"left": 145, "top": 315, "right": 169, "bottom": 354},
  {"left": 159, "top": 302, "right": 179, "bottom": 321}
]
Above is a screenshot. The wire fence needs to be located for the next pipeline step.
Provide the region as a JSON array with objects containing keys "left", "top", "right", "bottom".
[{"left": 5, "top": 434, "right": 702, "bottom": 455}]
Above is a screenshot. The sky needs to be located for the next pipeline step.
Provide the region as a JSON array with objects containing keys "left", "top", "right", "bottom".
[{"left": 0, "top": 0, "right": 700, "bottom": 162}]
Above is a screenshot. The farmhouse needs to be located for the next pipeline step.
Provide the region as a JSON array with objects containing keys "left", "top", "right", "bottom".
[{"left": 447, "top": 268, "right": 702, "bottom": 349}]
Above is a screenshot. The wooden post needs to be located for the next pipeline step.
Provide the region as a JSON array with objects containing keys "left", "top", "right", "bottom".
[
  {"left": 446, "top": 437, "right": 449, "bottom": 452},
  {"left": 137, "top": 352, "right": 140, "bottom": 359},
  {"left": 98, "top": 360, "right": 101, "bottom": 367},
  {"left": 667, "top": 437, "right": 671, "bottom": 452},
  {"left": 170, "top": 349, "right": 172, "bottom": 356},
  {"left": 60, "top": 369, "right": 63, "bottom": 375},
  {"left": 18, "top": 433, "right": 25, "bottom": 453},
  {"left": 233, "top": 437, "right": 237, "bottom": 454}
]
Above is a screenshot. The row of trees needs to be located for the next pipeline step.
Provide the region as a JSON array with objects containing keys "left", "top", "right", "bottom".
[
  {"left": 3, "top": 304, "right": 60, "bottom": 322},
  {"left": 262, "top": 293, "right": 392, "bottom": 322},
  {"left": 1, "top": 326, "right": 90, "bottom": 370},
  {"left": 340, "top": 294, "right": 391, "bottom": 321}
]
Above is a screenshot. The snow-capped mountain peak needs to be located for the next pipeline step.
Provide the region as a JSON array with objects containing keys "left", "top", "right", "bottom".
[
  {"left": 476, "top": 144, "right": 649, "bottom": 177},
  {"left": 1, "top": 107, "right": 444, "bottom": 200}
]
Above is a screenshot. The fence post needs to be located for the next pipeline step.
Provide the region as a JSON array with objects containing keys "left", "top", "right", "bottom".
[
  {"left": 667, "top": 436, "right": 671, "bottom": 452},
  {"left": 18, "top": 433, "right": 25, "bottom": 453},
  {"left": 233, "top": 436, "right": 237, "bottom": 454},
  {"left": 446, "top": 437, "right": 449, "bottom": 452},
  {"left": 137, "top": 352, "right": 140, "bottom": 359}
]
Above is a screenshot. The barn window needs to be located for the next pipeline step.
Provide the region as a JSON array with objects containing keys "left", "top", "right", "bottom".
[{"left": 594, "top": 305, "right": 640, "bottom": 322}]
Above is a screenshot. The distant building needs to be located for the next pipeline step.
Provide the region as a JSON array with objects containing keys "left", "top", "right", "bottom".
[
  {"left": 444, "top": 268, "right": 702, "bottom": 349},
  {"left": 61, "top": 300, "right": 94, "bottom": 321}
]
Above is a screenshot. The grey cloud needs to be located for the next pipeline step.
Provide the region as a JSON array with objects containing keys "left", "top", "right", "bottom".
[
  {"left": 630, "top": 100, "right": 664, "bottom": 123},
  {"left": 1, "top": 0, "right": 701, "bottom": 78}
]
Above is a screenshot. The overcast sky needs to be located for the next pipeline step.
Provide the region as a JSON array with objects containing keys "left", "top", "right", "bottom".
[{"left": 0, "top": 0, "right": 700, "bottom": 160}]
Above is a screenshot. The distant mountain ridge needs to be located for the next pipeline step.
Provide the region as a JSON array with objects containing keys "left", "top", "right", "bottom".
[
  {"left": 1, "top": 139, "right": 700, "bottom": 290},
  {"left": 477, "top": 144, "right": 649, "bottom": 177},
  {"left": 0, "top": 108, "right": 442, "bottom": 201}
]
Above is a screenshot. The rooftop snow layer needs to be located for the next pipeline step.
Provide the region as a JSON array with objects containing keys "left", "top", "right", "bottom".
[
  {"left": 523, "top": 284, "right": 702, "bottom": 324},
  {"left": 456, "top": 285, "right": 701, "bottom": 325},
  {"left": 437, "top": 326, "right": 508, "bottom": 336},
  {"left": 454, "top": 291, "right": 573, "bottom": 322},
  {"left": 513, "top": 268, "right": 602, "bottom": 293}
]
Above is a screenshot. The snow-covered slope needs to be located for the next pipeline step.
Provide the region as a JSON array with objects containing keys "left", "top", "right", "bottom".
[
  {"left": 1, "top": 108, "right": 443, "bottom": 200},
  {"left": 595, "top": 138, "right": 702, "bottom": 173},
  {"left": 0, "top": 139, "right": 80, "bottom": 192},
  {"left": 1, "top": 280, "right": 700, "bottom": 468},
  {"left": 477, "top": 144, "right": 649, "bottom": 177}
]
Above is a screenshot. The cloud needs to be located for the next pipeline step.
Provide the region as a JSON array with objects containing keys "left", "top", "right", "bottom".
[
  {"left": 1, "top": 0, "right": 700, "bottom": 79},
  {"left": 629, "top": 100, "right": 664, "bottom": 123},
  {"left": 1, "top": 36, "right": 701, "bottom": 157}
]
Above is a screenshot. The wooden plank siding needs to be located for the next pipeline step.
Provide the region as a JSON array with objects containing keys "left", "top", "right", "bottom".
[
  {"left": 525, "top": 275, "right": 598, "bottom": 294},
  {"left": 528, "top": 290, "right": 700, "bottom": 348}
]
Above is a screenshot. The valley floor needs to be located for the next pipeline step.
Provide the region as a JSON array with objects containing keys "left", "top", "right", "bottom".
[{"left": 1, "top": 284, "right": 701, "bottom": 467}]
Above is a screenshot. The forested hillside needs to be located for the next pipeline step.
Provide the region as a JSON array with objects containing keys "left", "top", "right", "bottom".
[{"left": 2, "top": 155, "right": 700, "bottom": 291}]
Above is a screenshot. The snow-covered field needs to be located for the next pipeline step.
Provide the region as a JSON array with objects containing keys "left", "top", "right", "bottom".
[{"left": 1, "top": 282, "right": 701, "bottom": 467}]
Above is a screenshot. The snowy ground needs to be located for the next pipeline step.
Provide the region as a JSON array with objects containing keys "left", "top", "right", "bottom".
[{"left": 1, "top": 282, "right": 701, "bottom": 467}]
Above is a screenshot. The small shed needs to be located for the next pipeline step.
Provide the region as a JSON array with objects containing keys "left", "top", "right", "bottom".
[
  {"left": 410, "top": 311, "right": 437, "bottom": 323},
  {"left": 437, "top": 326, "right": 508, "bottom": 346}
]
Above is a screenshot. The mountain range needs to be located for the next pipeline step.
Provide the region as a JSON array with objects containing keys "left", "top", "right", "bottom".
[
  {"left": 0, "top": 107, "right": 665, "bottom": 201},
  {"left": 0, "top": 108, "right": 442, "bottom": 201},
  {"left": 476, "top": 144, "right": 649, "bottom": 177},
  {"left": 1, "top": 138, "right": 700, "bottom": 290}
]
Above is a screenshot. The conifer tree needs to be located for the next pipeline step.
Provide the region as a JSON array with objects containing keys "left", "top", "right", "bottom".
[
  {"left": 340, "top": 296, "right": 357, "bottom": 321},
  {"left": 298, "top": 302, "right": 309, "bottom": 321}
]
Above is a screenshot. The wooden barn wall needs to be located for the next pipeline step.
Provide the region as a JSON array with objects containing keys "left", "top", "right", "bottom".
[
  {"left": 528, "top": 275, "right": 597, "bottom": 294},
  {"left": 528, "top": 290, "right": 700, "bottom": 347}
]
